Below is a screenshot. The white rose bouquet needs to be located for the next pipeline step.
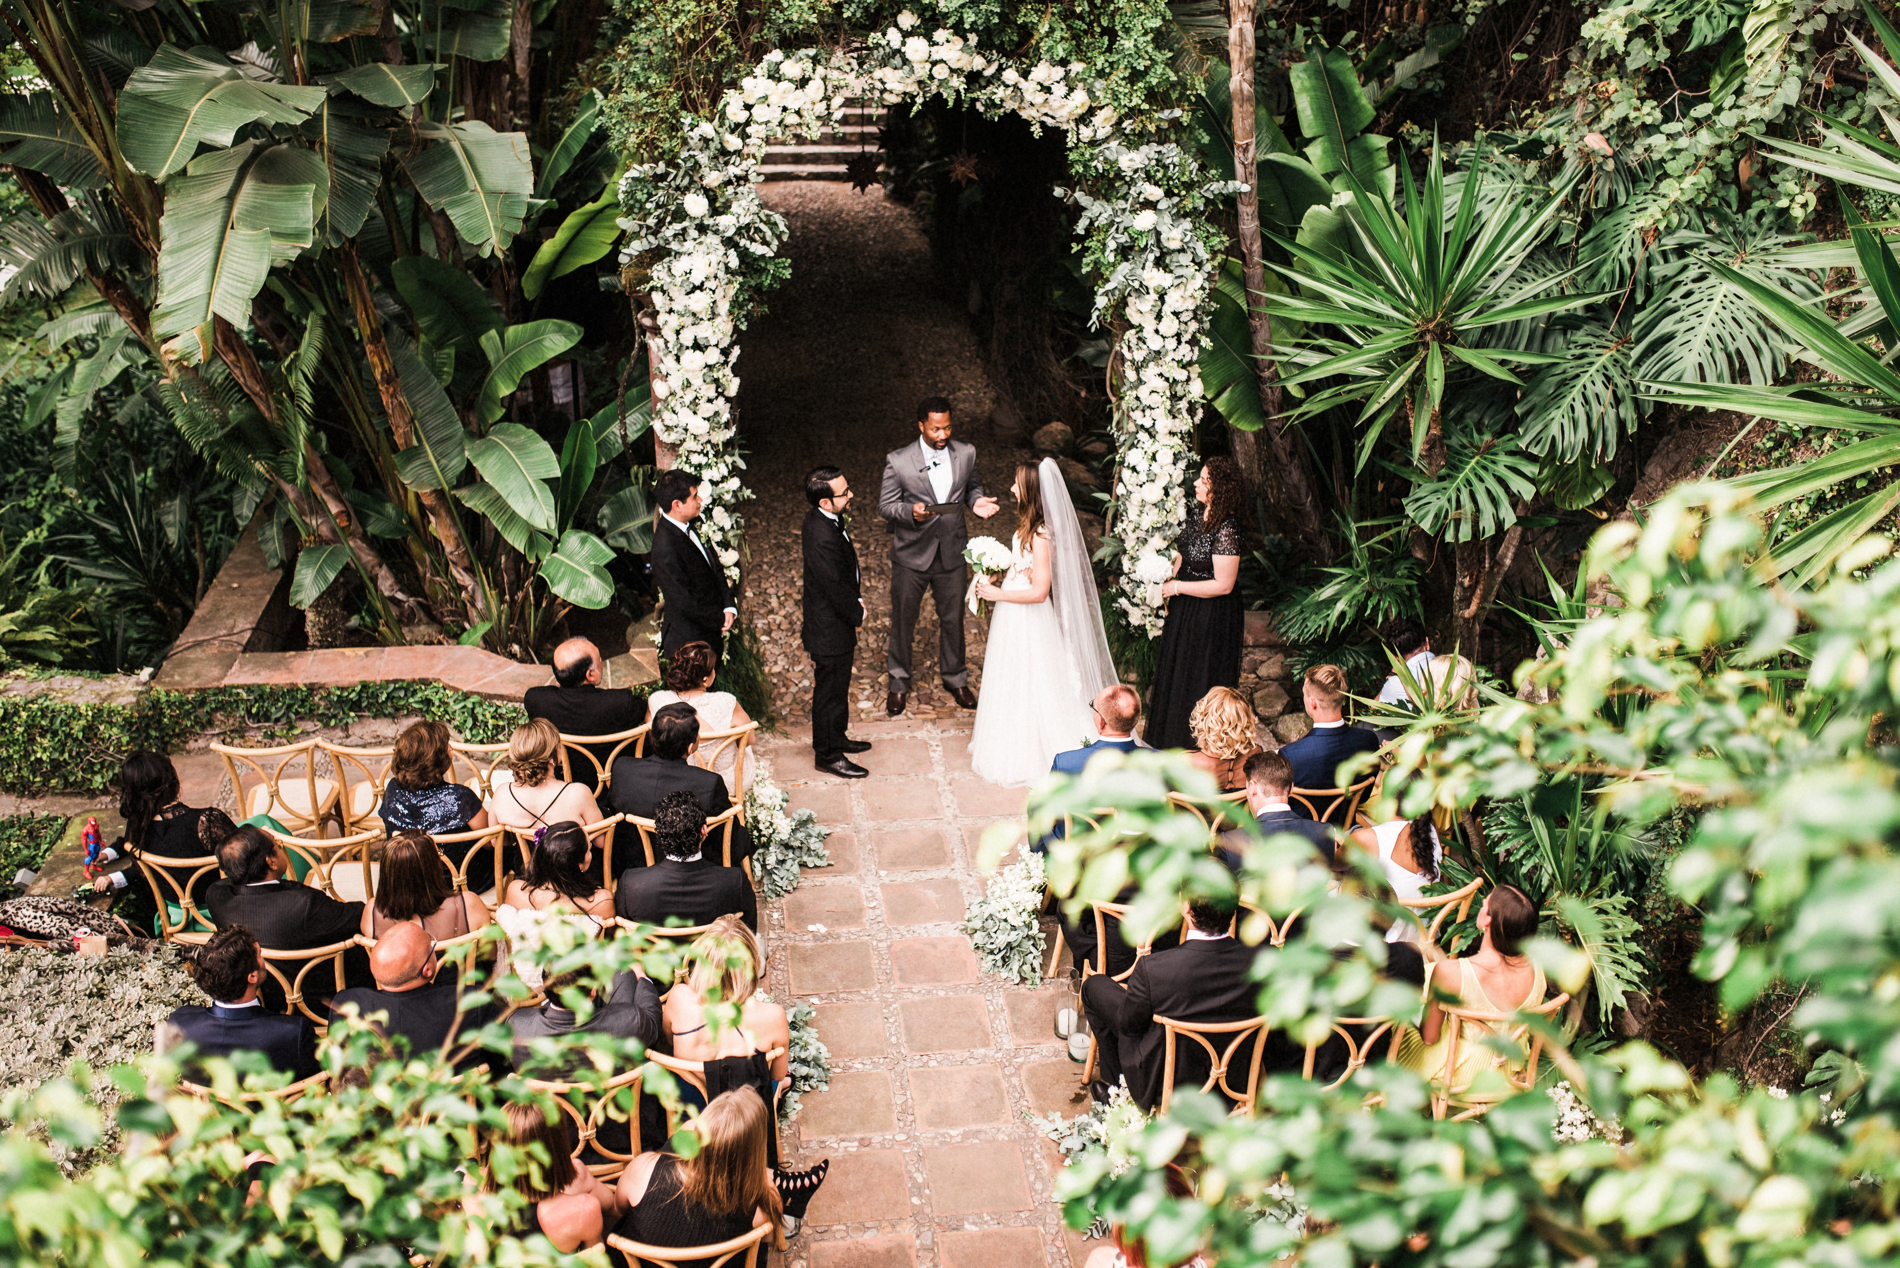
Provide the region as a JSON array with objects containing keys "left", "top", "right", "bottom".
[{"left": 963, "top": 535, "right": 1014, "bottom": 618}]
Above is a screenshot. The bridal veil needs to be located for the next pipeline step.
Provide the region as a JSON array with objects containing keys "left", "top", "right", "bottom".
[{"left": 1038, "top": 456, "right": 1118, "bottom": 704}]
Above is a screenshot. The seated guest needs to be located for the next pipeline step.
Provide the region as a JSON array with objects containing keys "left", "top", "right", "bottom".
[
  {"left": 495, "top": 821, "right": 614, "bottom": 990},
  {"left": 493, "top": 1100, "right": 621, "bottom": 1252},
  {"left": 604, "top": 703, "right": 752, "bottom": 865},
  {"left": 1398, "top": 885, "right": 1544, "bottom": 1085},
  {"left": 1221, "top": 751, "right": 1339, "bottom": 868},
  {"left": 524, "top": 636, "right": 650, "bottom": 789},
  {"left": 1347, "top": 807, "right": 1442, "bottom": 947},
  {"left": 509, "top": 962, "right": 663, "bottom": 1076},
  {"left": 82, "top": 750, "right": 209, "bottom": 898},
  {"left": 609, "top": 1088, "right": 786, "bottom": 1262},
  {"left": 167, "top": 924, "right": 319, "bottom": 1080},
  {"left": 1278, "top": 665, "right": 1381, "bottom": 821},
  {"left": 360, "top": 832, "right": 492, "bottom": 942},
  {"left": 379, "top": 721, "right": 492, "bottom": 891},
  {"left": 207, "top": 826, "right": 364, "bottom": 950},
  {"left": 1081, "top": 898, "right": 1283, "bottom": 1111},
  {"left": 491, "top": 718, "right": 606, "bottom": 845},
  {"left": 614, "top": 791, "right": 757, "bottom": 932},
  {"left": 1048, "top": 685, "right": 1145, "bottom": 780},
  {"left": 1374, "top": 618, "right": 1435, "bottom": 704},
  {"left": 1185, "top": 686, "right": 1263, "bottom": 792},
  {"left": 331, "top": 923, "right": 503, "bottom": 1071},
  {"left": 663, "top": 916, "right": 789, "bottom": 1109},
  {"left": 647, "top": 640, "right": 754, "bottom": 797}
]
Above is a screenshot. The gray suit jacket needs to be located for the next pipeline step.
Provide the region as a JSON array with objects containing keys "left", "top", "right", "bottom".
[{"left": 878, "top": 437, "right": 985, "bottom": 571}]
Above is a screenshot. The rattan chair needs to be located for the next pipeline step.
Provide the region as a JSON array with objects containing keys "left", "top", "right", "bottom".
[
  {"left": 624, "top": 804, "right": 746, "bottom": 874},
  {"left": 1426, "top": 990, "right": 1571, "bottom": 1120},
  {"left": 426, "top": 824, "right": 510, "bottom": 902},
  {"left": 521, "top": 1067, "right": 647, "bottom": 1179},
  {"left": 556, "top": 726, "right": 649, "bottom": 790},
  {"left": 1167, "top": 789, "right": 1250, "bottom": 833},
  {"left": 449, "top": 740, "right": 515, "bottom": 800},
  {"left": 503, "top": 815, "right": 627, "bottom": 892},
  {"left": 213, "top": 738, "right": 342, "bottom": 836},
  {"left": 258, "top": 938, "right": 361, "bottom": 1030},
  {"left": 317, "top": 741, "right": 397, "bottom": 833},
  {"left": 1079, "top": 899, "right": 1157, "bottom": 1084},
  {"left": 262, "top": 825, "right": 384, "bottom": 905},
  {"left": 135, "top": 850, "right": 223, "bottom": 943},
  {"left": 176, "top": 1069, "right": 329, "bottom": 1106},
  {"left": 688, "top": 722, "right": 759, "bottom": 802},
  {"left": 1154, "top": 1013, "right": 1273, "bottom": 1115},
  {"left": 1397, "top": 876, "right": 1484, "bottom": 960},
  {"left": 606, "top": 1222, "right": 775, "bottom": 1268},
  {"left": 1299, "top": 1016, "right": 1400, "bottom": 1089},
  {"left": 1289, "top": 770, "right": 1382, "bottom": 828}
]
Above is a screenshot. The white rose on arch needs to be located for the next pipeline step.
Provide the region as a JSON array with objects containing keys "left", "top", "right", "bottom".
[{"left": 683, "top": 193, "right": 711, "bottom": 218}]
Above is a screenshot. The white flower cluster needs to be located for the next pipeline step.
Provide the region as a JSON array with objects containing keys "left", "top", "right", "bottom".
[
  {"left": 961, "top": 850, "right": 1047, "bottom": 985},
  {"left": 1549, "top": 1079, "right": 1624, "bottom": 1144},
  {"left": 1036, "top": 1078, "right": 1152, "bottom": 1239},
  {"left": 963, "top": 535, "right": 1014, "bottom": 574},
  {"left": 743, "top": 768, "right": 831, "bottom": 901},
  {"left": 617, "top": 20, "right": 1218, "bottom": 631},
  {"left": 1067, "top": 141, "right": 1231, "bottom": 636}
]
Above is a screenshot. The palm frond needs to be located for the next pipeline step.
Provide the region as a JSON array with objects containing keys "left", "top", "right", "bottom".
[{"left": 0, "top": 194, "right": 141, "bottom": 304}]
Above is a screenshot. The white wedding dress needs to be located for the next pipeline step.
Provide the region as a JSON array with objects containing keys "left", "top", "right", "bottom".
[{"left": 969, "top": 459, "right": 1119, "bottom": 788}]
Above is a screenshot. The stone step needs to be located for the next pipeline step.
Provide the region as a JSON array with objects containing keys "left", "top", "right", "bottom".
[
  {"left": 759, "top": 164, "right": 861, "bottom": 181},
  {"left": 763, "top": 144, "right": 872, "bottom": 164}
]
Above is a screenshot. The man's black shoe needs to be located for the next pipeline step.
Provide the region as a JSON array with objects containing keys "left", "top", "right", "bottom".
[
  {"left": 840, "top": 739, "right": 872, "bottom": 754},
  {"left": 1087, "top": 1078, "right": 1113, "bottom": 1105},
  {"left": 946, "top": 683, "right": 979, "bottom": 709},
  {"left": 815, "top": 756, "right": 869, "bottom": 779}
]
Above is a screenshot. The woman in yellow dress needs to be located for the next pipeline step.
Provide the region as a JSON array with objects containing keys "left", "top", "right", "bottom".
[{"left": 1398, "top": 885, "right": 1544, "bottom": 1091}]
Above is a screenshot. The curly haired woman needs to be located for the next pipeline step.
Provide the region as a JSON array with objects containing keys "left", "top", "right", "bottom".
[{"left": 1146, "top": 457, "right": 1246, "bottom": 750}]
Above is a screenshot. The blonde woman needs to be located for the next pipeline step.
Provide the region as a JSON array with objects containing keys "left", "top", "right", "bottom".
[
  {"left": 1185, "top": 685, "right": 1263, "bottom": 792},
  {"left": 491, "top": 719, "right": 604, "bottom": 837},
  {"left": 609, "top": 1088, "right": 787, "bottom": 1256}
]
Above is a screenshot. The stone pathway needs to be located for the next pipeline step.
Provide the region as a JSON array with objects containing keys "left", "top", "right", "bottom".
[{"left": 756, "top": 717, "right": 1107, "bottom": 1268}]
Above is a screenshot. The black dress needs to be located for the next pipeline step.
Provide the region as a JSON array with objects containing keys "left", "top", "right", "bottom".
[
  {"left": 609, "top": 1156, "right": 756, "bottom": 1268},
  {"left": 1146, "top": 502, "right": 1244, "bottom": 751},
  {"left": 379, "top": 782, "right": 491, "bottom": 893}
]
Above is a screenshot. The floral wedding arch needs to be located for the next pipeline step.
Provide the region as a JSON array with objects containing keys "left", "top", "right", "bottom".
[{"left": 615, "top": 12, "right": 1232, "bottom": 636}]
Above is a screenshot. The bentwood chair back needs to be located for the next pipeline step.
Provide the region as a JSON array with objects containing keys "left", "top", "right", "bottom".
[
  {"left": 625, "top": 804, "right": 745, "bottom": 872},
  {"left": 212, "top": 738, "right": 342, "bottom": 836},
  {"left": 1397, "top": 876, "right": 1484, "bottom": 959},
  {"left": 504, "top": 815, "right": 627, "bottom": 892},
  {"left": 448, "top": 740, "right": 515, "bottom": 801},
  {"left": 136, "top": 851, "right": 222, "bottom": 943},
  {"left": 317, "top": 741, "right": 395, "bottom": 833},
  {"left": 257, "top": 938, "right": 361, "bottom": 1030},
  {"left": 1167, "top": 789, "right": 1250, "bottom": 833},
  {"left": 1288, "top": 771, "right": 1382, "bottom": 828},
  {"left": 1430, "top": 990, "right": 1571, "bottom": 1121},
  {"left": 424, "top": 824, "right": 510, "bottom": 903},
  {"left": 261, "top": 825, "right": 384, "bottom": 905},
  {"left": 176, "top": 1069, "right": 329, "bottom": 1107},
  {"left": 521, "top": 1067, "right": 647, "bottom": 1179},
  {"left": 556, "top": 726, "right": 649, "bottom": 791},
  {"left": 1299, "top": 1016, "right": 1401, "bottom": 1090},
  {"left": 1154, "top": 1013, "right": 1273, "bottom": 1115},
  {"left": 689, "top": 722, "right": 759, "bottom": 802},
  {"left": 606, "top": 1222, "right": 774, "bottom": 1268}
]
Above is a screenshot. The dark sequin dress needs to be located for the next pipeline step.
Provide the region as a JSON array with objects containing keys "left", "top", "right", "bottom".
[
  {"left": 378, "top": 782, "right": 490, "bottom": 891},
  {"left": 1146, "top": 502, "right": 1244, "bottom": 751}
]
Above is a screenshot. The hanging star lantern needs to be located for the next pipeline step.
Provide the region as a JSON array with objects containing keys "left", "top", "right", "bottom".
[
  {"left": 947, "top": 150, "right": 982, "bottom": 186},
  {"left": 846, "top": 152, "right": 881, "bottom": 193}
]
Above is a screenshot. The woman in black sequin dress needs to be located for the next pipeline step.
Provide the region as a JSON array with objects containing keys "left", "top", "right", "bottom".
[
  {"left": 1146, "top": 457, "right": 1246, "bottom": 751},
  {"left": 377, "top": 720, "right": 491, "bottom": 889}
]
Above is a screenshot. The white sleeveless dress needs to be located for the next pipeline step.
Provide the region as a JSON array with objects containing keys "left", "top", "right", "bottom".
[{"left": 969, "top": 530, "right": 1099, "bottom": 787}]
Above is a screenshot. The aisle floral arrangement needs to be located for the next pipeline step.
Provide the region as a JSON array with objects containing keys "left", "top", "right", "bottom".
[
  {"left": 744, "top": 772, "right": 830, "bottom": 902},
  {"left": 1034, "top": 1080, "right": 1150, "bottom": 1238},
  {"left": 962, "top": 850, "right": 1047, "bottom": 985},
  {"left": 615, "top": 9, "right": 1232, "bottom": 633},
  {"left": 778, "top": 999, "right": 831, "bottom": 1121}
]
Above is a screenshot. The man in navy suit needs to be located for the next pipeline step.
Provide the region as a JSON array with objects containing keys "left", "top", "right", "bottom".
[
  {"left": 1219, "top": 751, "right": 1340, "bottom": 871},
  {"left": 651, "top": 468, "right": 736, "bottom": 661},
  {"left": 1045, "top": 685, "right": 1154, "bottom": 976},
  {"left": 167, "top": 924, "right": 319, "bottom": 1080},
  {"left": 1278, "top": 664, "right": 1381, "bottom": 821}
]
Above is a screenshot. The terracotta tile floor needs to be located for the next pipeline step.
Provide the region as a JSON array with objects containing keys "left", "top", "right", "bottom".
[{"left": 759, "top": 719, "right": 1109, "bottom": 1268}]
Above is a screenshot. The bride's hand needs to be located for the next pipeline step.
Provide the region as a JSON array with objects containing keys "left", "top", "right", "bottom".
[{"left": 974, "top": 578, "right": 1004, "bottom": 601}]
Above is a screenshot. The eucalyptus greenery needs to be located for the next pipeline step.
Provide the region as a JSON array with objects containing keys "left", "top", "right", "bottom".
[{"left": 960, "top": 851, "right": 1048, "bottom": 987}]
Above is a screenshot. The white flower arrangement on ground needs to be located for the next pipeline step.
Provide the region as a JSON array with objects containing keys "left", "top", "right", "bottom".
[
  {"left": 963, "top": 534, "right": 1013, "bottom": 617},
  {"left": 614, "top": 10, "right": 1226, "bottom": 632},
  {"left": 1034, "top": 1078, "right": 1149, "bottom": 1238},
  {"left": 961, "top": 850, "right": 1047, "bottom": 985},
  {"left": 743, "top": 771, "right": 830, "bottom": 902},
  {"left": 755, "top": 992, "right": 831, "bottom": 1122}
]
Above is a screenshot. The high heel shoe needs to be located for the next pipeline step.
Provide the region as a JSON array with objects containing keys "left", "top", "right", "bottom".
[{"left": 775, "top": 1158, "right": 829, "bottom": 1220}]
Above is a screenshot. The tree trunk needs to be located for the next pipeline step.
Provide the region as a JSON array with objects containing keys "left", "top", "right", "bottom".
[
  {"left": 338, "top": 239, "right": 490, "bottom": 626},
  {"left": 632, "top": 292, "right": 677, "bottom": 470},
  {"left": 1227, "top": 2, "right": 1328, "bottom": 557}
]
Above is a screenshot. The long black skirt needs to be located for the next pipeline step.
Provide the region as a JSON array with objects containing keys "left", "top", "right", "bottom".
[{"left": 1145, "top": 590, "right": 1245, "bottom": 750}]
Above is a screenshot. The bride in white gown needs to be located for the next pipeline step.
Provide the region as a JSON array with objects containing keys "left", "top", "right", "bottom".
[{"left": 968, "top": 457, "right": 1119, "bottom": 787}]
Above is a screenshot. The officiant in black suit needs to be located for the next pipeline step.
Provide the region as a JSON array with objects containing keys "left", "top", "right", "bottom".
[
  {"left": 651, "top": 468, "right": 735, "bottom": 661},
  {"left": 802, "top": 466, "right": 873, "bottom": 778},
  {"left": 876, "top": 396, "right": 999, "bottom": 716}
]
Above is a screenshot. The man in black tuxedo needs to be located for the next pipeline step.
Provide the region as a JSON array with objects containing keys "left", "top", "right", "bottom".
[
  {"left": 1082, "top": 898, "right": 1288, "bottom": 1111},
  {"left": 330, "top": 923, "right": 507, "bottom": 1073},
  {"left": 876, "top": 396, "right": 1000, "bottom": 716},
  {"left": 615, "top": 791, "right": 757, "bottom": 931},
  {"left": 1220, "top": 751, "right": 1340, "bottom": 870},
  {"left": 524, "top": 637, "right": 649, "bottom": 783},
  {"left": 604, "top": 703, "right": 752, "bottom": 865},
  {"left": 651, "top": 468, "right": 736, "bottom": 662},
  {"left": 167, "top": 925, "right": 319, "bottom": 1079},
  {"left": 1279, "top": 664, "right": 1382, "bottom": 822},
  {"left": 802, "top": 465, "right": 871, "bottom": 778},
  {"left": 206, "top": 826, "right": 364, "bottom": 950}
]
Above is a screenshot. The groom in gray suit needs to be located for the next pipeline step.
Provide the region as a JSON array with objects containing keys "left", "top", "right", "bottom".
[{"left": 877, "top": 396, "right": 999, "bottom": 716}]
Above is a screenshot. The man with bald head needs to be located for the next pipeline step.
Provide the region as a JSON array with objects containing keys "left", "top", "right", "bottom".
[
  {"left": 330, "top": 923, "right": 506, "bottom": 1072},
  {"left": 524, "top": 636, "right": 650, "bottom": 788}
]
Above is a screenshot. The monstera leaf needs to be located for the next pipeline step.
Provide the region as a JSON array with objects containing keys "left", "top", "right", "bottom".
[
  {"left": 1401, "top": 435, "right": 1539, "bottom": 542},
  {"left": 0, "top": 93, "right": 108, "bottom": 188},
  {"left": 117, "top": 44, "right": 326, "bottom": 179},
  {"left": 151, "top": 141, "right": 327, "bottom": 362},
  {"left": 403, "top": 120, "right": 533, "bottom": 255}
]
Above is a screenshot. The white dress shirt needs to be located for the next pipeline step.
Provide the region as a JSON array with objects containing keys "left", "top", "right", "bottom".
[
  {"left": 1377, "top": 649, "right": 1437, "bottom": 703},
  {"left": 919, "top": 437, "right": 954, "bottom": 504}
]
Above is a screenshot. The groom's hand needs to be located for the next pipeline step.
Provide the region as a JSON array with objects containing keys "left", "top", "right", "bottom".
[{"left": 973, "top": 496, "right": 999, "bottom": 519}]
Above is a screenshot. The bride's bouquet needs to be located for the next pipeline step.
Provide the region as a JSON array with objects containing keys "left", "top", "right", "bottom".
[{"left": 964, "top": 535, "right": 1013, "bottom": 618}]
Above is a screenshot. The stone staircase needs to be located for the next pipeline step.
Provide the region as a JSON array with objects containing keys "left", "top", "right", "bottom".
[{"left": 759, "top": 102, "right": 884, "bottom": 182}]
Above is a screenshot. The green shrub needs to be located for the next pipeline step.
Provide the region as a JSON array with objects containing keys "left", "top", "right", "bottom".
[{"left": 0, "top": 814, "right": 67, "bottom": 881}]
